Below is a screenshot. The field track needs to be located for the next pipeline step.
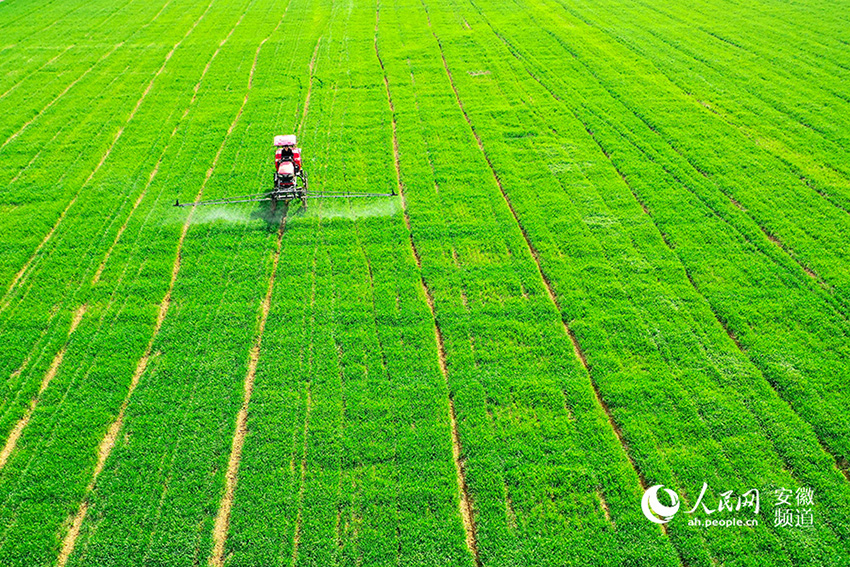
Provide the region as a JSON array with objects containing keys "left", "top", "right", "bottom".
[{"left": 0, "top": 0, "right": 849, "bottom": 565}]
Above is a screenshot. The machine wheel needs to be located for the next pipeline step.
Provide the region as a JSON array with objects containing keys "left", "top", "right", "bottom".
[{"left": 270, "top": 199, "right": 277, "bottom": 214}]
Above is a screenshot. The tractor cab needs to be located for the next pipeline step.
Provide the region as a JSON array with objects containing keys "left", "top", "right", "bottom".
[
  {"left": 273, "top": 134, "right": 307, "bottom": 206},
  {"left": 274, "top": 134, "right": 302, "bottom": 172}
]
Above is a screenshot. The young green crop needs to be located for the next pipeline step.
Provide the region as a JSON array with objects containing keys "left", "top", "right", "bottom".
[{"left": 0, "top": 0, "right": 848, "bottom": 565}]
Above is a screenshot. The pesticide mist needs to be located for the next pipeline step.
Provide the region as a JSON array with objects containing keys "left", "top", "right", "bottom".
[
  {"left": 168, "top": 197, "right": 401, "bottom": 226},
  {"left": 299, "top": 197, "right": 401, "bottom": 221}
]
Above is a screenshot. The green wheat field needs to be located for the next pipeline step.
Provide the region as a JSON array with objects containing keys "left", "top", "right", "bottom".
[{"left": 0, "top": 0, "right": 848, "bottom": 565}]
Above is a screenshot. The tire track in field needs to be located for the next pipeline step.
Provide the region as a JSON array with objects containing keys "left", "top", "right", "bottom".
[
  {"left": 0, "top": 0, "right": 217, "bottom": 312},
  {"left": 350, "top": 212, "right": 404, "bottom": 563},
  {"left": 374, "top": 5, "right": 481, "bottom": 564},
  {"left": 420, "top": 4, "right": 693, "bottom": 559},
  {"left": 611, "top": 0, "right": 850, "bottom": 142},
  {"left": 623, "top": 105, "right": 842, "bottom": 298},
  {"left": 299, "top": 39, "right": 322, "bottom": 133},
  {"left": 287, "top": 51, "right": 339, "bottom": 560},
  {"left": 0, "top": 40, "right": 122, "bottom": 308},
  {"left": 288, "top": 202, "right": 323, "bottom": 567},
  {"left": 91, "top": 9, "right": 249, "bottom": 285},
  {"left": 203, "top": 6, "right": 303, "bottom": 562},
  {"left": 499, "top": 10, "right": 850, "bottom": 316},
  {"left": 476, "top": 0, "right": 850, "bottom": 516},
  {"left": 0, "top": 0, "right": 127, "bottom": 50},
  {"left": 0, "top": 304, "right": 86, "bottom": 471},
  {"left": 55, "top": 11, "right": 266, "bottom": 560},
  {"left": 208, "top": 207, "right": 289, "bottom": 567},
  {"left": 289, "top": 381, "right": 314, "bottom": 567},
  {"left": 0, "top": 0, "right": 174, "bottom": 183}
]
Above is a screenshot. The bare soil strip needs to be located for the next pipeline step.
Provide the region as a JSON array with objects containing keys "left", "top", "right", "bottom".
[
  {"left": 422, "top": 15, "right": 686, "bottom": 551},
  {"left": 759, "top": 227, "right": 821, "bottom": 282},
  {"left": 3, "top": 0, "right": 217, "bottom": 309},
  {"left": 449, "top": 398, "right": 481, "bottom": 563},
  {"left": 55, "top": 11, "right": 265, "bottom": 563},
  {"left": 0, "top": 304, "right": 87, "bottom": 471},
  {"left": 374, "top": 7, "right": 481, "bottom": 564},
  {"left": 597, "top": 489, "right": 614, "bottom": 525},
  {"left": 208, "top": 208, "right": 289, "bottom": 567}
]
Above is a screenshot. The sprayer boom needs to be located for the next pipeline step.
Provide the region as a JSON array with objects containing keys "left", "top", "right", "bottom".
[{"left": 173, "top": 135, "right": 395, "bottom": 211}]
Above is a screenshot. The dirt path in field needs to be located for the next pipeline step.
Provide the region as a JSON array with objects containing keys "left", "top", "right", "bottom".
[
  {"left": 0, "top": 304, "right": 86, "bottom": 471},
  {"left": 1, "top": 0, "right": 217, "bottom": 312},
  {"left": 55, "top": 5, "right": 264, "bottom": 562},
  {"left": 0, "top": 1, "right": 240, "bottom": 458},
  {"left": 205, "top": 7, "right": 297, "bottom": 564},
  {"left": 374, "top": 4, "right": 481, "bottom": 564}
]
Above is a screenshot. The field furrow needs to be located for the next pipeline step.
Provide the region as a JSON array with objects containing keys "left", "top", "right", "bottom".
[
  {"left": 0, "top": 0, "right": 261, "bottom": 443},
  {"left": 409, "top": 0, "right": 850, "bottom": 563},
  {"left": 459, "top": 0, "right": 850, "bottom": 488},
  {"left": 1, "top": 0, "right": 848, "bottom": 564}
]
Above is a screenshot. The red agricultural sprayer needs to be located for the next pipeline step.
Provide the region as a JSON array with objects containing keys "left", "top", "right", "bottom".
[{"left": 174, "top": 135, "right": 395, "bottom": 212}]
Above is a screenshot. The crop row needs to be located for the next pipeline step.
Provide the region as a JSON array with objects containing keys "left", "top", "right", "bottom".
[
  {"left": 375, "top": 1, "right": 682, "bottom": 564},
  {"left": 395, "top": 0, "right": 850, "bottom": 563},
  {"left": 460, "top": 0, "right": 850, "bottom": 490},
  {"left": 0, "top": 0, "right": 157, "bottom": 96},
  {"left": 0, "top": 0, "right": 284, "bottom": 563},
  {"left": 540, "top": 0, "right": 850, "bottom": 310}
]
